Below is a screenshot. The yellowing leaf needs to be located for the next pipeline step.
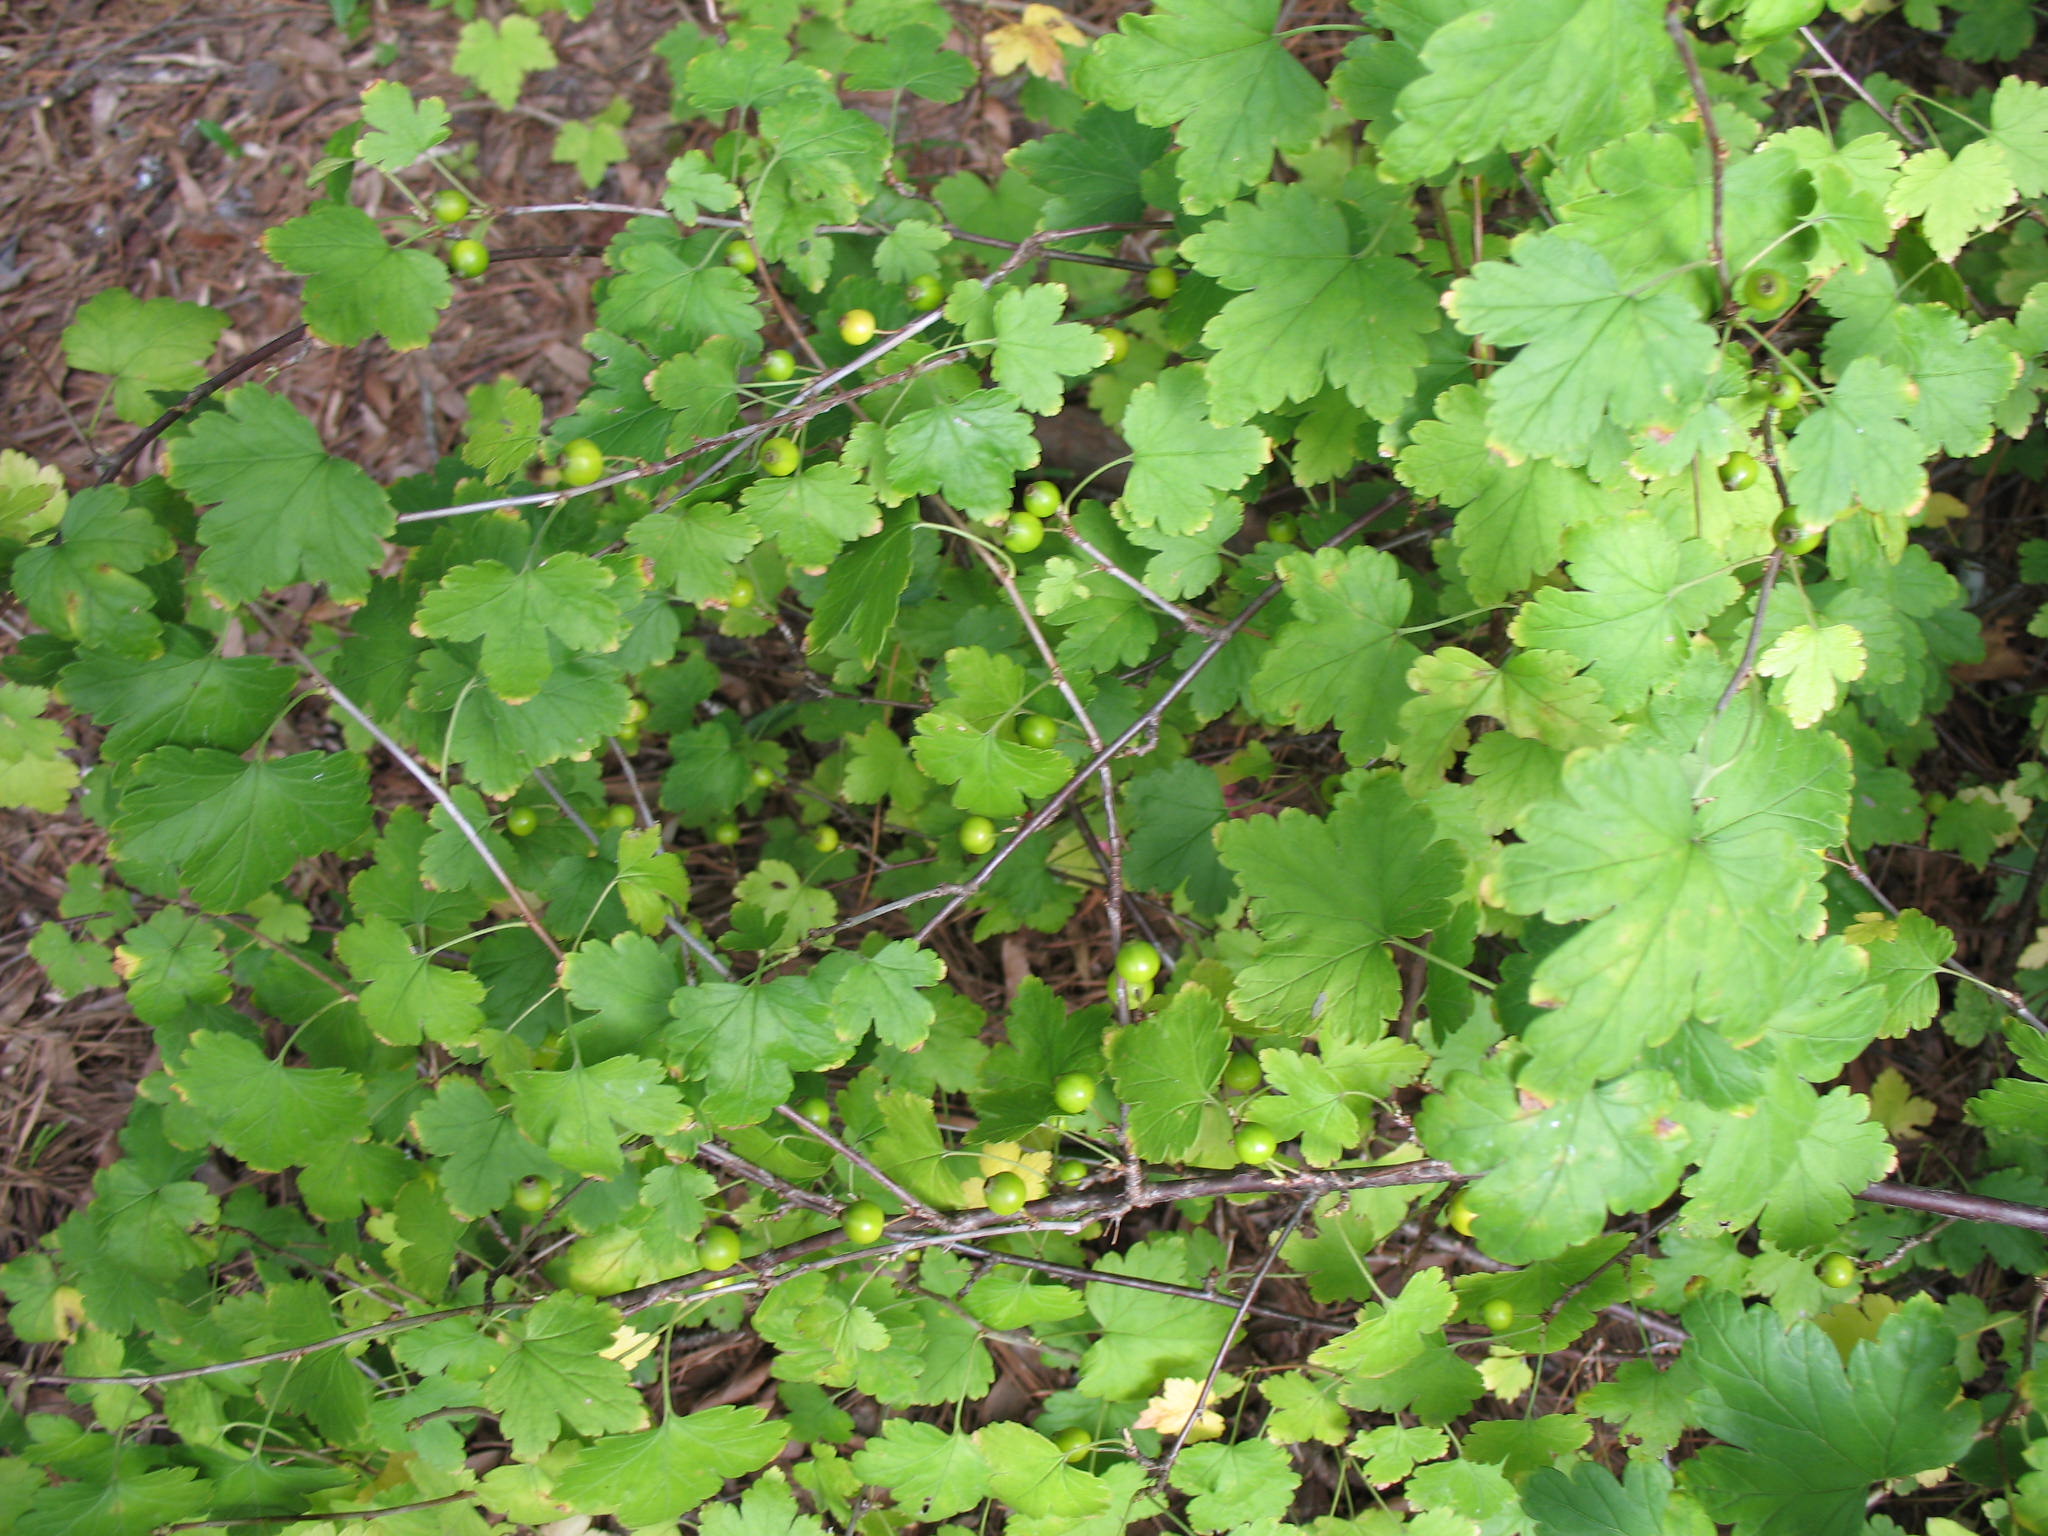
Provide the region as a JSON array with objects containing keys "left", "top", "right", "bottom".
[
  {"left": 1867, "top": 1067, "right": 1934, "bottom": 1141},
  {"left": 987, "top": 5, "right": 1085, "bottom": 80},
  {"left": 1132, "top": 1374, "right": 1236, "bottom": 1440},
  {"left": 965, "top": 1140, "right": 1054, "bottom": 1207},
  {"left": 1918, "top": 491, "right": 1971, "bottom": 527},
  {"left": 1755, "top": 622, "right": 1867, "bottom": 727},
  {"left": 603, "top": 1324, "right": 660, "bottom": 1369},
  {"left": 1478, "top": 1349, "right": 1533, "bottom": 1403}
]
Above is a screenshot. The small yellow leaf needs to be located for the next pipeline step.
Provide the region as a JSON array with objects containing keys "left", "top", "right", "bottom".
[
  {"left": 1132, "top": 1374, "right": 1237, "bottom": 1440},
  {"left": 986, "top": 4, "right": 1086, "bottom": 80},
  {"left": 602, "top": 1324, "right": 659, "bottom": 1369},
  {"left": 1478, "top": 1348, "right": 1532, "bottom": 1403},
  {"left": 1843, "top": 911, "right": 1898, "bottom": 946},
  {"left": 964, "top": 1139, "right": 1054, "bottom": 1208},
  {"left": 1867, "top": 1066, "right": 1934, "bottom": 1141},
  {"left": 1917, "top": 491, "right": 1970, "bottom": 527}
]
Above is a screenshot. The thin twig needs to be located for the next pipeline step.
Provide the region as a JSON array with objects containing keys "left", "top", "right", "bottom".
[
  {"left": 531, "top": 767, "right": 732, "bottom": 980},
  {"left": 1666, "top": 2, "right": 1730, "bottom": 299},
  {"left": 910, "top": 492, "right": 1407, "bottom": 941},
  {"left": 1714, "top": 548, "right": 1784, "bottom": 713},
  {"left": 1798, "top": 26, "right": 1925, "bottom": 147},
  {"left": 95, "top": 324, "right": 308, "bottom": 485},
  {"left": 1056, "top": 513, "right": 1223, "bottom": 638},
  {"left": 1156, "top": 1198, "right": 1313, "bottom": 1483},
  {"left": 280, "top": 641, "right": 561, "bottom": 961},
  {"left": 778, "top": 1103, "right": 933, "bottom": 1216}
]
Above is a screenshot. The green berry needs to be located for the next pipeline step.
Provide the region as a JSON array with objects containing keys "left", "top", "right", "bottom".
[
  {"left": 1017, "top": 714, "right": 1059, "bottom": 749},
  {"left": 839, "top": 308, "right": 877, "bottom": 346},
  {"left": 1144, "top": 265, "right": 1178, "bottom": 300},
  {"left": 1098, "top": 327, "right": 1129, "bottom": 364},
  {"left": 604, "top": 803, "right": 637, "bottom": 829},
  {"left": 1002, "top": 512, "right": 1045, "bottom": 554},
  {"left": 506, "top": 807, "right": 539, "bottom": 837},
  {"left": 1819, "top": 1252, "right": 1858, "bottom": 1289},
  {"left": 812, "top": 824, "right": 840, "bottom": 853},
  {"left": 760, "top": 436, "right": 800, "bottom": 477},
  {"left": 983, "top": 1171, "right": 1029, "bottom": 1215},
  {"left": 1052, "top": 1072, "right": 1096, "bottom": 1115},
  {"left": 1221, "top": 1052, "right": 1262, "bottom": 1093},
  {"left": 1114, "top": 941, "right": 1161, "bottom": 985},
  {"left": 448, "top": 238, "right": 490, "bottom": 278},
  {"left": 1234, "top": 1124, "right": 1278, "bottom": 1164},
  {"left": 1022, "top": 480, "right": 1061, "bottom": 518},
  {"left": 1052, "top": 1426, "right": 1091, "bottom": 1460},
  {"left": 1739, "top": 266, "right": 1795, "bottom": 317},
  {"left": 959, "top": 815, "right": 997, "bottom": 856},
  {"left": 1056, "top": 1159, "right": 1088, "bottom": 1184},
  {"left": 726, "top": 575, "right": 757, "bottom": 609},
  {"left": 841, "top": 1199, "right": 886, "bottom": 1245},
  {"left": 711, "top": 820, "right": 742, "bottom": 846},
  {"left": 906, "top": 273, "right": 944, "bottom": 311},
  {"left": 1718, "top": 451, "right": 1760, "bottom": 492},
  {"left": 725, "top": 240, "right": 759, "bottom": 275},
  {"left": 561, "top": 438, "right": 605, "bottom": 487},
  {"left": 1481, "top": 1297, "right": 1517, "bottom": 1332},
  {"left": 760, "top": 349, "right": 797, "bottom": 382},
  {"left": 431, "top": 188, "right": 471, "bottom": 224},
  {"left": 698, "top": 1225, "right": 742, "bottom": 1270},
  {"left": 1266, "top": 515, "right": 1298, "bottom": 544},
  {"left": 512, "top": 1175, "right": 552, "bottom": 1212}
]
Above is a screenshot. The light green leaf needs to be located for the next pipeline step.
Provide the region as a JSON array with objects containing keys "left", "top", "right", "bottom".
[
  {"left": 1077, "top": 0, "right": 1324, "bottom": 211},
  {"left": 978, "top": 1422, "right": 1112, "bottom": 1519},
  {"left": 461, "top": 376, "right": 544, "bottom": 483},
  {"left": 1756, "top": 623, "right": 1867, "bottom": 727},
  {"left": 264, "top": 202, "right": 452, "bottom": 351},
  {"left": 13, "top": 487, "right": 172, "bottom": 657},
  {"left": 1886, "top": 139, "right": 2015, "bottom": 262},
  {"left": 111, "top": 747, "right": 371, "bottom": 912},
  {"left": 1380, "top": 0, "right": 1671, "bottom": 179},
  {"left": 509, "top": 1055, "right": 691, "bottom": 1177},
  {"left": 452, "top": 14, "right": 558, "bottom": 109},
  {"left": 0, "top": 685, "right": 79, "bottom": 814},
  {"left": 665, "top": 974, "right": 845, "bottom": 1125},
  {"left": 1217, "top": 777, "right": 1459, "bottom": 1043},
  {"left": 1445, "top": 233, "right": 1718, "bottom": 466},
  {"left": 357, "top": 80, "right": 448, "bottom": 171},
  {"left": 627, "top": 503, "right": 762, "bottom": 603},
  {"left": 167, "top": 386, "right": 395, "bottom": 605},
  {"left": 1398, "top": 387, "right": 1627, "bottom": 603},
  {"left": 416, "top": 554, "right": 624, "bottom": 702},
  {"left": 1120, "top": 367, "right": 1271, "bottom": 533},
  {"left": 1107, "top": 985, "right": 1232, "bottom": 1160},
  {"left": 554, "top": 98, "right": 631, "bottom": 189},
  {"left": 1782, "top": 357, "right": 1928, "bottom": 519},
  {"left": 169, "top": 1031, "right": 366, "bottom": 1172},
  {"left": 1248, "top": 546, "right": 1418, "bottom": 760},
  {"left": 850, "top": 1421, "right": 991, "bottom": 1520},
  {"left": 1181, "top": 180, "right": 1439, "bottom": 425},
  {"left": 411, "top": 1076, "right": 559, "bottom": 1219},
  {"left": 336, "top": 914, "right": 485, "bottom": 1046},
  {"left": 741, "top": 463, "right": 883, "bottom": 570},
  {"left": 62, "top": 288, "right": 227, "bottom": 425},
  {"left": 481, "top": 1292, "right": 647, "bottom": 1459},
  {"left": 884, "top": 390, "right": 1042, "bottom": 514},
  {"left": 1510, "top": 517, "right": 1741, "bottom": 711},
  {"left": 554, "top": 1407, "right": 787, "bottom": 1527}
]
